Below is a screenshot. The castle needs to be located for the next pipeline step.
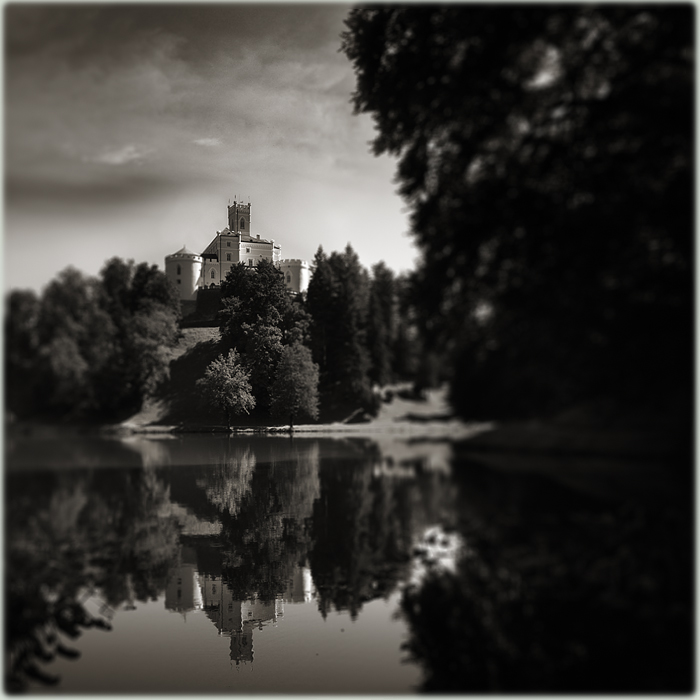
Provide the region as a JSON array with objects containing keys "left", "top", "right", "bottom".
[{"left": 165, "top": 200, "right": 311, "bottom": 301}]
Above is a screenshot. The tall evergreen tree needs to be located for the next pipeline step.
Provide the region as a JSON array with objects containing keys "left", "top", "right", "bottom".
[
  {"left": 367, "top": 262, "right": 396, "bottom": 386},
  {"left": 307, "top": 244, "right": 373, "bottom": 417}
]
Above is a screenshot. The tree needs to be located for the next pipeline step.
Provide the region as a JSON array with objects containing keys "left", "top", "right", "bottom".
[
  {"left": 219, "top": 259, "right": 290, "bottom": 349},
  {"left": 5, "top": 260, "right": 180, "bottom": 421},
  {"left": 366, "top": 262, "right": 396, "bottom": 386},
  {"left": 342, "top": 6, "right": 692, "bottom": 418},
  {"left": 197, "top": 350, "right": 256, "bottom": 427},
  {"left": 5, "top": 289, "right": 41, "bottom": 418},
  {"left": 270, "top": 343, "right": 320, "bottom": 429},
  {"left": 217, "top": 259, "right": 311, "bottom": 410},
  {"left": 306, "top": 244, "right": 373, "bottom": 417}
]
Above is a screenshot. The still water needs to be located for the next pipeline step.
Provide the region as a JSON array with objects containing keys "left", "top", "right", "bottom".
[{"left": 6, "top": 432, "right": 693, "bottom": 693}]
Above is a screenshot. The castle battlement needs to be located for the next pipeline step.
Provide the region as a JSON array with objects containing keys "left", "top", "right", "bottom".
[{"left": 279, "top": 259, "right": 310, "bottom": 266}]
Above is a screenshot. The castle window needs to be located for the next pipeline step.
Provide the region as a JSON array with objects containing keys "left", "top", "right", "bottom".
[
  {"left": 246, "top": 247, "right": 250, "bottom": 253},
  {"left": 211, "top": 270, "right": 215, "bottom": 278},
  {"left": 286, "top": 274, "right": 291, "bottom": 283},
  {"left": 177, "top": 265, "right": 181, "bottom": 275},
  {"left": 226, "top": 253, "right": 231, "bottom": 261},
  {"left": 249, "top": 259, "right": 254, "bottom": 267},
  {"left": 177, "top": 279, "right": 181, "bottom": 284},
  {"left": 227, "top": 241, "right": 231, "bottom": 247},
  {"left": 240, "top": 218, "right": 246, "bottom": 230}
]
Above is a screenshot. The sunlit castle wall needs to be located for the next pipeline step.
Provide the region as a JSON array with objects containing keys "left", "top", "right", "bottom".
[
  {"left": 279, "top": 259, "right": 311, "bottom": 294},
  {"left": 165, "top": 247, "right": 203, "bottom": 300}
]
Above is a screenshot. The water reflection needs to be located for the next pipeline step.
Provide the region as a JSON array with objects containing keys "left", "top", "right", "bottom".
[
  {"left": 6, "top": 435, "right": 452, "bottom": 692},
  {"left": 5, "top": 435, "right": 691, "bottom": 692}
]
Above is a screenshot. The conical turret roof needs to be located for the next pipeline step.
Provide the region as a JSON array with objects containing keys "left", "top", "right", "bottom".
[{"left": 167, "top": 245, "right": 201, "bottom": 258}]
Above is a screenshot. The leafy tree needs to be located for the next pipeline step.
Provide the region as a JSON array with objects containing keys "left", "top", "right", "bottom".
[
  {"left": 270, "top": 343, "right": 320, "bottom": 429},
  {"left": 96, "top": 258, "right": 180, "bottom": 416},
  {"left": 217, "top": 259, "right": 311, "bottom": 409},
  {"left": 240, "top": 319, "right": 283, "bottom": 409},
  {"left": 5, "top": 289, "right": 41, "bottom": 418},
  {"left": 34, "top": 268, "right": 116, "bottom": 416},
  {"left": 5, "top": 259, "right": 181, "bottom": 421},
  {"left": 197, "top": 350, "right": 255, "bottom": 427},
  {"left": 342, "top": 6, "right": 692, "bottom": 418},
  {"left": 218, "top": 259, "right": 290, "bottom": 348}
]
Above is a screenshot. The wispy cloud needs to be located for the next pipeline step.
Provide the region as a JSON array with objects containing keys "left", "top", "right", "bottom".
[
  {"left": 193, "top": 137, "right": 222, "bottom": 147},
  {"left": 89, "top": 144, "right": 153, "bottom": 166}
]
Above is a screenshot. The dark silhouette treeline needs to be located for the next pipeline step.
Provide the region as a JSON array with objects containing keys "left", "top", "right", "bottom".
[
  {"left": 5, "top": 248, "right": 431, "bottom": 426},
  {"left": 5, "top": 258, "right": 181, "bottom": 422},
  {"left": 342, "top": 5, "right": 693, "bottom": 422}
]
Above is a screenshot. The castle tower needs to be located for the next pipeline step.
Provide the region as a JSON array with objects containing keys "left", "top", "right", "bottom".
[
  {"left": 165, "top": 246, "right": 203, "bottom": 300},
  {"left": 227, "top": 200, "right": 251, "bottom": 234}
]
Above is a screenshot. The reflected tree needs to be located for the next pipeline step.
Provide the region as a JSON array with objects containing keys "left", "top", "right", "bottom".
[
  {"left": 308, "top": 443, "right": 457, "bottom": 619},
  {"left": 399, "top": 461, "right": 693, "bottom": 692},
  {"left": 215, "top": 441, "right": 321, "bottom": 601},
  {"left": 6, "top": 467, "right": 180, "bottom": 691}
]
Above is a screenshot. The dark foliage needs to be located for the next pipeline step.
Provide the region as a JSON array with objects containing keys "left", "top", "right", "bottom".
[
  {"left": 342, "top": 5, "right": 693, "bottom": 419},
  {"left": 306, "top": 245, "right": 374, "bottom": 417},
  {"left": 270, "top": 343, "right": 320, "bottom": 428},
  {"left": 218, "top": 259, "right": 311, "bottom": 409},
  {"left": 366, "top": 262, "right": 396, "bottom": 386},
  {"left": 5, "top": 260, "right": 181, "bottom": 421}
]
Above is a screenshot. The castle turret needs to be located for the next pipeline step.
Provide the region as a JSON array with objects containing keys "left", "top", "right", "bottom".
[
  {"left": 165, "top": 245, "right": 203, "bottom": 300},
  {"left": 278, "top": 259, "right": 311, "bottom": 295}
]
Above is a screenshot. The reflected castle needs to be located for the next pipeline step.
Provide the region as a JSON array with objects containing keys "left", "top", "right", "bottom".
[{"left": 165, "top": 545, "right": 314, "bottom": 664}]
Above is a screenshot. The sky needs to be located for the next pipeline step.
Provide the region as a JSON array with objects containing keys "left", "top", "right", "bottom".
[{"left": 4, "top": 3, "right": 418, "bottom": 294}]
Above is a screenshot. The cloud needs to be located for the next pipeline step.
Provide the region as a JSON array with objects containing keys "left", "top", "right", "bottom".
[
  {"left": 89, "top": 145, "right": 153, "bottom": 166},
  {"left": 193, "top": 138, "right": 222, "bottom": 147}
]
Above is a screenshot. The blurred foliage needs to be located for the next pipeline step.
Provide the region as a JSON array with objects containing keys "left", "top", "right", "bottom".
[
  {"left": 342, "top": 6, "right": 692, "bottom": 418},
  {"left": 5, "top": 259, "right": 180, "bottom": 421}
]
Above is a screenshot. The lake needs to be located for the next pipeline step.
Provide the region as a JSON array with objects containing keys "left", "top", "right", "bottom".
[{"left": 5, "top": 431, "right": 693, "bottom": 693}]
